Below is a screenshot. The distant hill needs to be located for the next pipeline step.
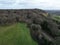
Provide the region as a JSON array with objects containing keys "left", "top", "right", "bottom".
[{"left": 45, "top": 10, "right": 60, "bottom": 16}]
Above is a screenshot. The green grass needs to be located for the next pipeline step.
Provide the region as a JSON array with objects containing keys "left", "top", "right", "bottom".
[
  {"left": 52, "top": 15, "right": 60, "bottom": 22},
  {"left": 0, "top": 23, "right": 38, "bottom": 45}
]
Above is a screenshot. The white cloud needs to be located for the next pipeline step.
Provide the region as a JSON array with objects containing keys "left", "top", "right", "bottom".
[{"left": 0, "top": 0, "right": 60, "bottom": 10}]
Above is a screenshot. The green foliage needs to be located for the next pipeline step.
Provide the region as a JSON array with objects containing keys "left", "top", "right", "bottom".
[{"left": 0, "top": 23, "right": 37, "bottom": 45}]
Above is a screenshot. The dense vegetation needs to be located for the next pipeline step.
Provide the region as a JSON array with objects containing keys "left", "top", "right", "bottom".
[
  {"left": 0, "top": 9, "right": 60, "bottom": 45},
  {"left": 0, "top": 9, "right": 48, "bottom": 25},
  {"left": 52, "top": 15, "right": 60, "bottom": 30}
]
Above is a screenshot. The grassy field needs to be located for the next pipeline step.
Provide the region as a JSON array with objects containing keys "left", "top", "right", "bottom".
[
  {"left": 52, "top": 15, "right": 60, "bottom": 22},
  {"left": 0, "top": 23, "right": 38, "bottom": 45}
]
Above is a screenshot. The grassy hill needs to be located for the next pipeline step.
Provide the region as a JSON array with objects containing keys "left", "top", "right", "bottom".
[
  {"left": 52, "top": 15, "right": 60, "bottom": 22},
  {"left": 0, "top": 23, "right": 38, "bottom": 45}
]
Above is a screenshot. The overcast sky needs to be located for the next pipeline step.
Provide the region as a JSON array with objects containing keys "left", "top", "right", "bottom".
[{"left": 0, "top": 0, "right": 60, "bottom": 10}]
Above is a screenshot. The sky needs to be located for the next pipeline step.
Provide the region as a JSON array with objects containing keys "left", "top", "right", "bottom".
[{"left": 0, "top": 0, "right": 60, "bottom": 10}]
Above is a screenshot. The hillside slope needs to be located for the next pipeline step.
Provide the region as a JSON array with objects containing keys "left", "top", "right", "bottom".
[{"left": 0, "top": 23, "right": 37, "bottom": 45}]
